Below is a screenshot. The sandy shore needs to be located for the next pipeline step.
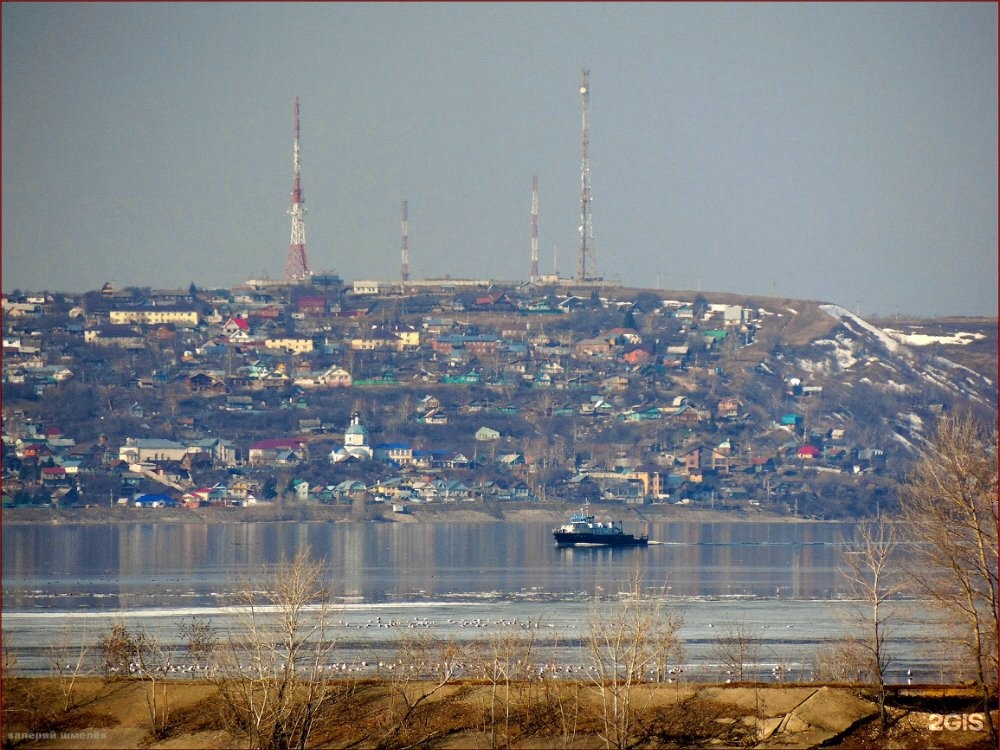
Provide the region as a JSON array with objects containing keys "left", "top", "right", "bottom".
[{"left": 2, "top": 676, "right": 992, "bottom": 749}]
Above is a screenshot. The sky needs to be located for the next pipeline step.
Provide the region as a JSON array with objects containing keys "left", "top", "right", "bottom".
[{"left": 2, "top": 2, "right": 997, "bottom": 318}]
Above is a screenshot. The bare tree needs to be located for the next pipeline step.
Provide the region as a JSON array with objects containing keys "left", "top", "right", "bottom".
[
  {"left": 211, "top": 548, "right": 345, "bottom": 750},
  {"left": 371, "top": 630, "right": 469, "bottom": 749},
  {"left": 708, "top": 619, "right": 763, "bottom": 683},
  {"left": 897, "top": 412, "right": 998, "bottom": 742},
  {"left": 811, "top": 641, "right": 872, "bottom": 684},
  {"left": 840, "top": 518, "right": 901, "bottom": 728},
  {"left": 98, "top": 618, "right": 174, "bottom": 738},
  {"left": 178, "top": 616, "right": 216, "bottom": 674},
  {"left": 97, "top": 618, "right": 140, "bottom": 680},
  {"left": 584, "top": 573, "right": 684, "bottom": 750},
  {"left": 128, "top": 628, "right": 175, "bottom": 740},
  {"left": 473, "top": 619, "right": 541, "bottom": 748},
  {"left": 46, "top": 623, "right": 95, "bottom": 712}
]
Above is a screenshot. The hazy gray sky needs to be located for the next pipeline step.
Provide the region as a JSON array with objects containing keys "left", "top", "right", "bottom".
[{"left": 3, "top": 2, "right": 997, "bottom": 317}]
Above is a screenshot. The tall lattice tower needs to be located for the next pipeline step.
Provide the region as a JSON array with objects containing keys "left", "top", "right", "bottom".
[
  {"left": 576, "top": 69, "right": 596, "bottom": 283},
  {"left": 530, "top": 176, "right": 539, "bottom": 283},
  {"left": 285, "top": 97, "right": 311, "bottom": 282},
  {"left": 400, "top": 200, "right": 410, "bottom": 282}
]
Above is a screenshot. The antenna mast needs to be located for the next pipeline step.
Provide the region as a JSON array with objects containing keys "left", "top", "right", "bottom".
[
  {"left": 400, "top": 199, "right": 410, "bottom": 282},
  {"left": 530, "top": 176, "right": 539, "bottom": 283},
  {"left": 285, "top": 97, "right": 311, "bottom": 282},
  {"left": 576, "top": 69, "right": 596, "bottom": 283}
]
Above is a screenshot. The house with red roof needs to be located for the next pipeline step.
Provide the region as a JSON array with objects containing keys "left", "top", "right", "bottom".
[
  {"left": 796, "top": 444, "right": 822, "bottom": 460},
  {"left": 248, "top": 438, "right": 309, "bottom": 466}
]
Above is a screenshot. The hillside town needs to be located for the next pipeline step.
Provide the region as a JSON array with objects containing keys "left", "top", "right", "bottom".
[{"left": 3, "top": 278, "right": 987, "bottom": 519}]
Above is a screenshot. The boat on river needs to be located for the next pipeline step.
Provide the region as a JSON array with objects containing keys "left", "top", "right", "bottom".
[{"left": 552, "top": 507, "right": 648, "bottom": 547}]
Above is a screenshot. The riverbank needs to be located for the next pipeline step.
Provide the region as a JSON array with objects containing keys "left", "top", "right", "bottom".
[
  {"left": 1, "top": 676, "right": 992, "bottom": 749},
  {"left": 1, "top": 501, "right": 813, "bottom": 527}
]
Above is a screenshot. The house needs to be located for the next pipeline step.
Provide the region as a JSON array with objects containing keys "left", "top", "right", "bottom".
[
  {"left": 441, "top": 371, "right": 481, "bottom": 385},
  {"left": 187, "top": 372, "right": 227, "bottom": 394},
  {"left": 264, "top": 337, "right": 314, "bottom": 354},
  {"left": 796, "top": 444, "right": 822, "bottom": 460},
  {"left": 133, "top": 493, "right": 178, "bottom": 508},
  {"left": 84, "top": 326, "right": 146, "bottom": 349},
  {"left": 374, "top": 443, "right": 414, "bottom": 466},
  {"left": 41, "top": 466, "right": 68, "bottom": 484},
  {"left": 443, "top": 452, "right": 473, "bottom": 469},
  {"left": 473, "top": 291, "right": 515, "bottom": 310},
  {"left": 298, "top": 418, "right": 322, "bottom": 434},
  {"left": 622, "top": 349, "right": 651, "bottom": 366},
  {"left": 294, "top": 365, "right": 352, "bottom": 388},
  {"left": 417, "top": 409, "right": 449, "bottom": 425},
  {"left": 711, "top": 447, "right": 731, "bottom": 473},
  {"left": 605, "top": 327, "right": 642, "bottom": 346},
  {"left": 334, "top": 480, "right": 368, "bottom": 501},
  {"left": 780, "top": 413, "right": 803, "bottom": 428},
  {"left": 55, "top": 457, "right": 83, "bottom": 474},
  {"left": 227, "top": 478, "right": 259, "bottom": 501},
  {"left": 353, "top": 372, "right": 399, "bottom": 387},
  {"left": 430, "top": 479, "right": 474, "bottom": 501},
  {"left": 225, "top": 395, "right": 255, "bottom": 411},
  {"left": 370, "top": 477, "right": 415, "bottom": 500},
  {"left": 418, "top": 394, "right": 441, "bottom": 411},
  {"left": 601, "top": 375, "right": 629, "bottom": 393},
  {"left": 109, "top": 308, "right": 199, "bottom": 328},
  {"left": 119, "top": 438, "right": 189, "bottom": 464},
  {"left": 505, "top": 482, "right": 533, "bottom": 500},
  {"left": 182, "top": 484, "right": 228, "bottom": 507},
  {"left": 684, "top": 446, "right": 730, "bottom": 475},
  {"left": 248, "top": 438, "right": 308, "bottom": 466},
  {"left": 672, "top": 405, "right": 705, "bottom": 425},
  {"left": 222, "top": 317, "right": 251, "bottom": 337},
  {"left": 297, "top": 296, "right": 328, "bottom": 316},
  {"left": 629, "top": 463, "right": 668, "bottom": 498},
  {"left": 574, "top": 338, "right": 614, "bottom": 358},
  {"left": 716, "top": 397, "right": 742, "bottom": 420},
  {"left": 475, "top": 427, "right": 501, "bottom": 442}
]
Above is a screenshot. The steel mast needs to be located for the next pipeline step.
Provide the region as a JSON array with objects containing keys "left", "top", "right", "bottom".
[
  {"left": 530, "top": 176, "right": 539, "bottom": 283},
  {"left": 285, "top": 97, "right": 311, "bottom": 282},
  {"left": 576, "top": 69, "right": 596, "bottom": 283},
  {"left": 400, "top": 200, "right": 410, "bottom": 282}
]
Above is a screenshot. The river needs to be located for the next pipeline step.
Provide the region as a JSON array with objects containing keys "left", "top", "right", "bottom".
[{"left": 0, "top": 518, "right": 948, "bottom": 682}]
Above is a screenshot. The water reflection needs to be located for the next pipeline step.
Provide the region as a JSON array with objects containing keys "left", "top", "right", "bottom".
[{"left": 2, "top": 520, "right": 858, "bottom": 611}]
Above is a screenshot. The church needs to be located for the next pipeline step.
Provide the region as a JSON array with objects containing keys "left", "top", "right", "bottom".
[{"left": 329, "top": 412, "right": 374, "bottom": 463}]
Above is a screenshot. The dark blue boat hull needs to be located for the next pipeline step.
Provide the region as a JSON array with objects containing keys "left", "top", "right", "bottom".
[{"left": 553, "top": 531, "right": 648, "bottom": 547}]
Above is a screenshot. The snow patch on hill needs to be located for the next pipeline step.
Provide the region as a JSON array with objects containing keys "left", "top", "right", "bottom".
[
  {"left": 811, "top": 335, "right": 858, "bottom": 371},
  {"left": 884, "top": 329, "right": 985, "bottom": 346},
  {"left": 819, "top": 304, "right": 909, "bottom": 357}
]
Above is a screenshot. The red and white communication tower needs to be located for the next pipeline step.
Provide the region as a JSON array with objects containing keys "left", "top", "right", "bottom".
[
  {"left": 400, "top": 200, "right": 410, "bottom": 282},
  {"left": 285, "top": 97, "right": 311, "bottom": 282},
  {"left": 530, "top": 176, "right": 539, "bottom": 283}
]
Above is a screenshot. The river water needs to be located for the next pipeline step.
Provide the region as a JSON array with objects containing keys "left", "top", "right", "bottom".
[{"left": 0, "top": 518, "right": 948, "bottom": 682}]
